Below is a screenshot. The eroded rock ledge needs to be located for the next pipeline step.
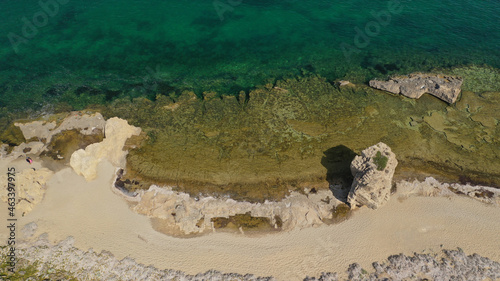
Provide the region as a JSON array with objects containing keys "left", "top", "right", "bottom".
[
  {"left": 11, "top": 234, "right": 274, "bottom": 281},
  {"left": 397, "top": 177, "right": 500, "bottom": 205},
  {"left": 129, "top": 185, "right": 342, "bottom": 235},
  {"left": 0, "top": 168, "right": 53, "bottom": 216},
  {"left": 70, "top": 117, "right": 141, "bottom": 181},
  {"left": 369, "top": 73, "right": 463, "bottom": 103},
  {"left": 117, "top": 173, "right": 500, "bottom": 236},
  {"left": 8, "top": 235, "right": 500, "bottom": 281}
]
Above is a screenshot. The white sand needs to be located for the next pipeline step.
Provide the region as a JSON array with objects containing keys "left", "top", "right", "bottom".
[{"left": 1, "top": 160, "right": 500, "bottom": 280}]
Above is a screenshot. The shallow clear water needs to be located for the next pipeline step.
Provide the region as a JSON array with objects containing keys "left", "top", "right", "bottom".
[{"left": 0, "top": 0, "right": 499, "bottom": 109}]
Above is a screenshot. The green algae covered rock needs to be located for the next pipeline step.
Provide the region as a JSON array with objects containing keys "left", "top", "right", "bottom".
[
  {"left": 101, "top": 73, "right": 500, "bottom": 202},
  {"left": 0, "top": 123, "right": 26, "bottom": 146}
]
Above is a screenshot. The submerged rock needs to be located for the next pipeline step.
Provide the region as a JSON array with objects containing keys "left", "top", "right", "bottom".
[
  {"left": 347, "top": 142, "right": 398, "bottom": 209},
  {"left": 369, "top": 73, "right": 463, "bottom": 103},
  {"left": 305, "top": 249, "right": 500, "bottom": 281}
]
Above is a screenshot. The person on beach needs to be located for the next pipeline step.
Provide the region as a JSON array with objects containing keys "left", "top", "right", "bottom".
[{"left": 26, "top": 156, "right": 33, "bottom": 164}]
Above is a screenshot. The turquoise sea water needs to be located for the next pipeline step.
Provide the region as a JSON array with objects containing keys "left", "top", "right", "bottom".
[{"left": 0, "top": 0, "right": 499, "bottom": 110}]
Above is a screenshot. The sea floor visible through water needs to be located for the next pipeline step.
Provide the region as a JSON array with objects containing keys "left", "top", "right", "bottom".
[
  {"left": 1, "top": 1, "right": 500, "bottom": 280},
  {"left": 0, "top": 0, "right": 499, "bottom": 110}
]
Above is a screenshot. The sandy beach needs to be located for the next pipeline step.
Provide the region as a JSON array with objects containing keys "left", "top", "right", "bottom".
[
  {"left": 1, "top": 0, "right": 499, "bottom": 278},
  {"left": 1, "top": 158, "right": 499, "bottom": 280}
]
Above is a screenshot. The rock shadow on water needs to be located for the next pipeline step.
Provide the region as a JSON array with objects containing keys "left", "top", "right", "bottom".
[{"left": 321, "top": 145, "right": 357, "bottom": 203}]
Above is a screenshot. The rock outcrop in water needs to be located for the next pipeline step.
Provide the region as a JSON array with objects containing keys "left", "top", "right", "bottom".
[
  {"left": 369, "top": 73, "right": 463, "bottom": 103},
  {"left": 107, "top": 74, "right": 500, "bottom": 202},
  {"left": 0, "top": 168, "right": 53, "bottom": 216},
  {"left": 347, "top": 142, "right": 398, "bottom": 209},
  {"left": 2, "top": 112, "right": 106, "bottom": 159}
]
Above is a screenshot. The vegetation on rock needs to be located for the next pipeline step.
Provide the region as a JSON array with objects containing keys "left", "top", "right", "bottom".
[
  {"left": 0, "top": 123, "right": 25, "bottom": 147},
  {"left": 211, "top": 212, "right": 275, "bottom": 231},
  {"left": 373, "top": 151, "right": 389, "bottom": 171}
]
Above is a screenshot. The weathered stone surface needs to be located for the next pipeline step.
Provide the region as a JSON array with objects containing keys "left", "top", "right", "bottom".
[
  {"left": 347, "top": 142, "right": 398, "bottom": 209},
  {"left": 369, "top": 73, "right": 463, "bottom": 103},
  {"left": 397, "top": 177, "right": 500, "bottom": 205},
  {"left": 21, "top": 222, "right": 38, "bottom": 238},
  {"left": 70, "top": 117, "right": 141, "bottom": 181},
  {"left": 131, "top": 186, "right": 339, "bottom": 235},
  {"left": 0, "top": 168, "right": 53, "bottom": 216},
  {"left": 8, "top": 141, "right": 45, "bottom": 158},
  {"left": 15, "top": 112, "right": 106, "bottom": 143}
]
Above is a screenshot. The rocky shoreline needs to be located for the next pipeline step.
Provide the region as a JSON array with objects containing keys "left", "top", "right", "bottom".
[
  {"left": 369, "top": 73, "right": 464, "bottom": 104},
  {"left": 1, "top": 97, "right": 499, "bottom": 280},
  {"left": 1, "top": 113, "right": 499, "bottom": 236},
  {"left": 114, "top": 174, "right": 500, "bottom": 236},
  {"left": 6, "top": 234, "right": 499, "bottom": 281}
]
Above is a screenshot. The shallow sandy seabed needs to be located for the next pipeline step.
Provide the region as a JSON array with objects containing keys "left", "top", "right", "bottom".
[{"left": 1, "top": 159, "right": 500, "bottom": 281}]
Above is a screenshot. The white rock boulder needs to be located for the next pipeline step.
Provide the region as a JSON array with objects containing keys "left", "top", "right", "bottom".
[
  {"left": 347, "top": 142, "right": 398, "bottom": 209},
  {"left": 70, "top": 117, "right": 141, "bottom": 181},
  {"left": 131, "top": 186, "right": 339, "bottom": 235}
]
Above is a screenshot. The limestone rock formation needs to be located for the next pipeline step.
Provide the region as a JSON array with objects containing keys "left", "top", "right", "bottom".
[
  {"left": 131, "top": 186, "right": 339, "bottom": 235},
  {"left": 397, "top": 177, "right": 500, "bottom": 205},
  {"left": 369, "top": 73, "right": 463, "bottom": 103},
  {"left": 4, "top": 112, "right": 107, "bottom": 160},
  {"left": 70, "top": 117, "right": 141, "bottom": 181},
  {"left": 13, "top": 235, "right": 275, "bottom": 280},
  {"left": 347, "top": 142, "right": 398, "bottom": 209},
  {"left": 0, "top": 168, "right": 54, "bottom": 216},
  {"left": 306, "top": 249, "right": 500, "bottom": 281},
  {"left": 15, "top": 112, "right": 106, "bottom": 143}
]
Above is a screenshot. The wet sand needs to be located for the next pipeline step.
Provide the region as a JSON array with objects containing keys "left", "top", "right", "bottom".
[{"left": 1, "top": 160, "right": 500, "bottom": 280}]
